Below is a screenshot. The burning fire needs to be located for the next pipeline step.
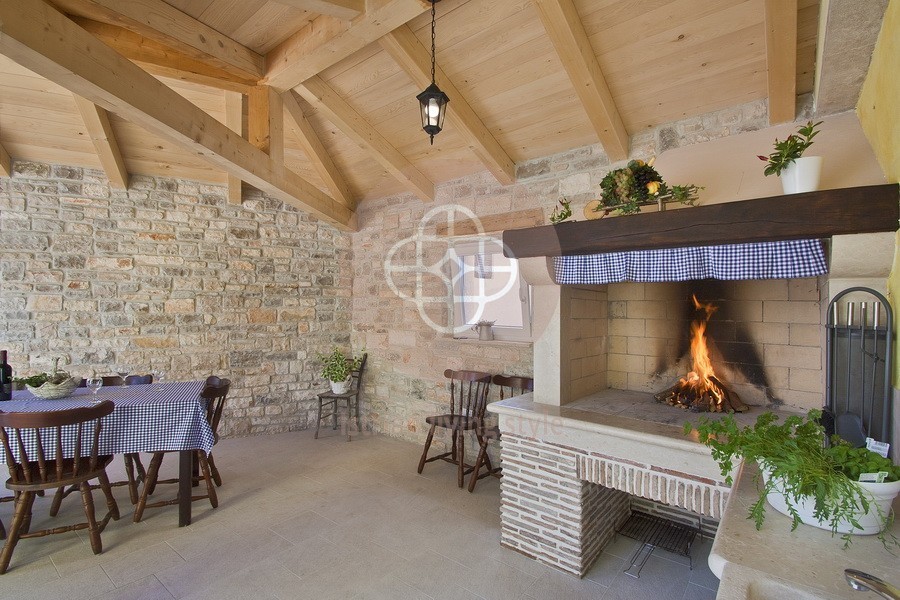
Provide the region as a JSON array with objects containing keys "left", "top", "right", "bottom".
[{"left": 655, "top": 295, "right": 748, "bottom": 413}]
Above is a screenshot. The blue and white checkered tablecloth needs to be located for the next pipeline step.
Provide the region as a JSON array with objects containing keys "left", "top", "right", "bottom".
[
  {"left": 0, "top": 380, "right": 214, "bottom": 463},
  {"left": 552, "top": 239, "right": 827, "bottom": 285}
]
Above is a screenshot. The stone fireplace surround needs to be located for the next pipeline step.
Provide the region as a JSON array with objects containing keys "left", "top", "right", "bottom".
[{"left": 486, "top": 189, "right": 898, "bottom": 577}]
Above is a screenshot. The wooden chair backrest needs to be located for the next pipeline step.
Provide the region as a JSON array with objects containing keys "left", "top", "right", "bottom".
[
  {"left": 124, "top": 374, "right": 153, "bottom": 385},
  {"left": 491, "top": 375, "right": 534, "bottom": 400},
  {"left": 201, "top": 376, "right": 231, "bottom": 439},
  {"left": 349, "top": 353, "right": 367, "bottom": 393},
  {"left": 78, "top": 375, "right": 124, "bottom": 388},
  {"left": 0, "top": 401, "right": 115, "bottom": 485},
  {"left": 443, "top": 370, "right": 492, "bottom": 420}
]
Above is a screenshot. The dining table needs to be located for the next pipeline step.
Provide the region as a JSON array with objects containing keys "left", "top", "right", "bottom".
[{"left": 0, "top": 379, "right": 214, "bottom": 526}]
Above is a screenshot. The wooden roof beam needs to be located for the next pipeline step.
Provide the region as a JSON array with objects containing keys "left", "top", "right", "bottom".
[
  {"left": 296, "top": 76, "right": 434, "bottom": 202},
  {"left": 248, "top": 86, "right": 285, "bottom": 171},
  {"left": 269, "top": 0, "right": 364, "bottom": 20},
  {"left": 0, "top": 133, "right": 10, "bottom": 177},
  {"left": 72, "top": 95, "right": 130, "bottom": 189},
  {"left": 533, "top": 0, "right": 628, "bottom": 162},
  {"left": 224, "top": 91, "right": 244, "bottom": 205},
  {"left": 764, "top": 0, "right": 798, "bottom": 125},
  {"left": 379, "top": 25, "right": 516, "bottom": 186},
  {"left": 50, "top": 0, "right": 264, "bottom": 81},
  {"left": 283, "top": 91, "right": 356, "bottom": 210},
  {"left": 73, "top": 19, "right": 256, "bottom": 93},
  {"left": 264, "top": 0, "right": 430, "bottom": 93},
  {"left": 0, "top": 0, "right": 354, "bottom": 230}
]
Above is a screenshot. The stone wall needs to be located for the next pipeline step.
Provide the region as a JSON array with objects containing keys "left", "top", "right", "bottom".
[{"left": 0, "top": 161, "right": 352, "bottom": 437}]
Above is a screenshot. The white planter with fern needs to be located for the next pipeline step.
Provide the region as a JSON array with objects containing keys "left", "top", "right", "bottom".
[{"left": 330, "top": 377, "right": 351, "bottom": 394}]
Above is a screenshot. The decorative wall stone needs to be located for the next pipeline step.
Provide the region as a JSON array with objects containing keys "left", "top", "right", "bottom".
[{"left": 0, "top": 161, "right": 352, "bottom": 438}]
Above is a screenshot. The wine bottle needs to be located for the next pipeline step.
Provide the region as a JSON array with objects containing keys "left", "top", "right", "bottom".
[{"left": 0, "top": 350, "right": 12, "bottom": 401}]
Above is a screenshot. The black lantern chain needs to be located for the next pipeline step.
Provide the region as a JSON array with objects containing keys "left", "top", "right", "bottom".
[{"left": 416, "top": 0, "right": 449, "bottom": 145}]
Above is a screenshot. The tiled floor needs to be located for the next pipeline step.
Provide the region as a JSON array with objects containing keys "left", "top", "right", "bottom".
[{"left": 0, "top": 430, "right": 720, "bottom": 599}]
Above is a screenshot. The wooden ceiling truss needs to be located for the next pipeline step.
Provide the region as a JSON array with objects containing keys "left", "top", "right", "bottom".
[{"left": 0, "top": 0, "right": 820, "bottom": 230}]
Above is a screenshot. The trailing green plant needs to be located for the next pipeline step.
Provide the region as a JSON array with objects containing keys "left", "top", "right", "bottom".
[
  {"left": 13, "top": 373, "right": 49, "bottom": 387},
  {"left": 757, "top": 120, "right": 823, "bottom": 177},
  {"left": 685, "top": 410, "right": 899, "bottom": 549},
  {"left": 316, "top": 347, "right": 363, "bottom": 383},
  {"left": 597, "top": 159, "right": 702, "bottom": 215},
  {"left": 549, "top": 198, "right": 573, "bottom": 224}
]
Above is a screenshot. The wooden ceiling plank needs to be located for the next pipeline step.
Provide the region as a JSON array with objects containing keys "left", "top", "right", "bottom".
[
  {"left": 283, "top": 90, "right": 356, "bottom": 210},
  {"left": 224, "top": 90, "right": 244, "bottom": 204},
  {"left": 269, "top": 0, "right": 364, "bottom": 20},
  {"left": 248, "top": 86, "right": 285, "bottom": 170},
  {"left": 0, "top": 0, "right": 354, "bottom": 229},
  {"left": 50, "top": 0, "right": 264, "bottom": 80},
  {"left": 533, "top": 0, "right": 628, "bottom": 162},
  {"left": 73, "top": 18, "right": 256, "bottom": 93},
  {"left": 379, "top": 25, "right": 516, "bottom": 186},
  {"left": 764, "top": 0, "right": 798, "bottom": 124},
  {"left": 264, "top": 0, "right": 430, "bottom": 92},
  {"left": 296, "top": 75, "right": 434, "bottom": 201},
  {"left": 72, "top": 94, "right": 130, "bottom": 189}
]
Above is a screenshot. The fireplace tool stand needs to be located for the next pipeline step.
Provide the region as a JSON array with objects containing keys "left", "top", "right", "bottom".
[
  {"left": 825, "top": 287, "right": 893, "bottom": 448},
  {"left": 615, "top": 511, "right": 700, "bottom": 578}
]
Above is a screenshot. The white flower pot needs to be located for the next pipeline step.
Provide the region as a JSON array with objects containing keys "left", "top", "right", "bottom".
[
  {"left": 330, "top": 377, "right": 351, "bottom": 394},
  {"left": 780, "top": 156, "right": 823, "bottom": 194},
  {"left": 761, "top": 467, "right": 900, "bottom": 535}
]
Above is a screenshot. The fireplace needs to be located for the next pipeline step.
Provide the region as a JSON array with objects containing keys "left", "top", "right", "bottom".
[{"left": 485, "top": 185, "right": 898, "bottom": 578}]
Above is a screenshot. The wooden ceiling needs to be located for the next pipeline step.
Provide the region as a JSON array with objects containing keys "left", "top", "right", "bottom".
[{"left": 0, "top": 0, "right": 822, "bottom": 231}]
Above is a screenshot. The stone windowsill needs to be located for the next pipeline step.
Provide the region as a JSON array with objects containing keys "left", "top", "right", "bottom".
[{"left": 451, "top": 337, "right": 532, "bottom": 347}]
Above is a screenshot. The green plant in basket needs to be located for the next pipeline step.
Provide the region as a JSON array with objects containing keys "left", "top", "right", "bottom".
[
  {"left": 757, "top": 120, "right": 823, "bottom": 177},
  {"left": 685, "top": 410, "right": 900, "bottom": 549},
  {"left": 316, "top": 347, "right": 363, "bottom": 383},
  {"left": 597, "top": 159, "right": 702, "bottom": 215}
]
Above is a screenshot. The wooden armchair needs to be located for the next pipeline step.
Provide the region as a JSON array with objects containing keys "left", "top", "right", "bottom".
[
  {"left": 0, "top": 401, "right": 119, "bottom": 574},
  {"left": 468, "top": 374, "right": 533, "bottom": 493},
  {"left": 417, "top": 370, "right": 492, "bottom": 488},
  {"left": 132, "top": 376, "right": 230, "bottom": 522}
]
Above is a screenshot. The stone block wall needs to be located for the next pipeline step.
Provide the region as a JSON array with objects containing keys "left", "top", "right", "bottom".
[{"left": 0, "top": 161, "right": 352, "bottom": 437}]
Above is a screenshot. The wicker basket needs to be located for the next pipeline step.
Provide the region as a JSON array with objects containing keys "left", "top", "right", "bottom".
[{"left": 27, "top": 377, "right": 81, "bottom": 400}]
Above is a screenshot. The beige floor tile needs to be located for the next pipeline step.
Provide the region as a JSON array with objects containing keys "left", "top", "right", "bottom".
[{"left": 91, "top": 575, "right": 176, "bottom": 600}]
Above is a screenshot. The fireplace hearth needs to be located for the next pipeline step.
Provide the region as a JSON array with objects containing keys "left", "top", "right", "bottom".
[{"left": 654, "top": 295, "right": 749, "bottom": 413}]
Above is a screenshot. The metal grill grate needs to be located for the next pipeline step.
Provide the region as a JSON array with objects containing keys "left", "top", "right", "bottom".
[{"left": 616, "top": 511, "right": 698, "bottom": 577}]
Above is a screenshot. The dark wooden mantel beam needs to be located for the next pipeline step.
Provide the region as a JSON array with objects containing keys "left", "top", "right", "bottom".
[{"left": 503, "top": 185, "right": 899, "bottom": 258}]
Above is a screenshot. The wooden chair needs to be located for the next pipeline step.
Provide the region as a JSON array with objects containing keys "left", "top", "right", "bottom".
[
  {"left": 51, "top": 374, "right": 153, "bottom": 511},
  {"left": 78, "top": 376, "right": 124, "bottom": 388},
  {"left": 315, "top": 354, "right": 367, "bottom": 442},
  {"left": 132, "top": 376, "right": 230, "bottom": 522},
  {"left": 468, "top": 375, "right": 533, "bottom": 492},
  {"left": 417, "top": 370, "right": 492, "bottom": 488},
  {"left": 0, "top": 401, "right": 119, "bottom": 574}
]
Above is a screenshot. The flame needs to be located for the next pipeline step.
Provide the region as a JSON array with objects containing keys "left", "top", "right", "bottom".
[{"left": 680, "top": 295, "right": 722, "bottom": 404}]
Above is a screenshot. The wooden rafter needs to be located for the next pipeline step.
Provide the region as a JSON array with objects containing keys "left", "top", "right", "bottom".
[
  {"left": 72, "top": 95, "right": 130, "bottom": 189},
  {"left": 50, "top": 0, "right": 264, "bottom": 81},
  {"left": 0, "top": 144, "right": 10, "bottom": 177},
  {"left": 0, "top": 0, "right": 354, "bottom": 229},
  {"left": 269, "top": 0, "right": 364, "bottom": 20},
  {"left": 73, "top": 19, "right": 256, "bottom": 93},
  {"left": 264, "top": 0, "right": 430, "bottom": 92},
  {"left": 764, "top": 0, "right": 798, "bottom": 124},
  {"left": 379, "top": 25, "right": 516, "bottom": 186},
  {"left": 224, "top": 91, "right": 244, "bottom": 205},
  {"left": 533, "top": 0, "right": 628, "bottom": 162},
  {"left": 283, "top": 91, "right": 356, "bottom": 210},
  {"left": 248, "top": 86, "right": 285, "bottom": 170},
  {"left": 296, "top": 76, "right": 434, "bottom": 202}
]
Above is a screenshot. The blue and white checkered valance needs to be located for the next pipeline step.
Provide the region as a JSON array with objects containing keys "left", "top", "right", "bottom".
[{"left": 552, "top": 239, "right": 827, "bottom": 285}]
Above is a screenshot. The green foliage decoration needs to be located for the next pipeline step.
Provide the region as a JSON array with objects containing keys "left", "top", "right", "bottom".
[
  {"left": 549, "top": 198, "right": 573, "bottom": 224},
  {"left": 685, "top": 410, "right": 899, "bottom": 548},
  {"left": 598, "top": 159, "right": 702, "bottom": 215},
  {"left": 757, "top": 120, "right": 823, "bottom": 177},
  {"left": 316, "top": 347, "right": 363, "bottom": 383}
]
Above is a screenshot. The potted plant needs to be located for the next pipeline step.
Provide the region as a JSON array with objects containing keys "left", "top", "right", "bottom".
[
  {"left": 758, "top": 120, "right": 824, "bottom": 194},
  {"left": 472, "top": 320, "right": 495, "bottom": 341},
  {"left": 686, "top": 410, "right": 900, "bottom": 548},
  {"left": 593, "top": 158, "right": 702, "bottom": 217},
  {"left": 316, "top": 347, "right": 363, "bottom": 394}
]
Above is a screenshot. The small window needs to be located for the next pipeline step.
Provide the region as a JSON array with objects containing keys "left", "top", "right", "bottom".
[{"left": 448, "top": 238, "right": 532, "bottom": 342}]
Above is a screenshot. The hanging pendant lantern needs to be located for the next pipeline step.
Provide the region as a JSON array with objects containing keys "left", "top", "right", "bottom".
[{"left": 417, "top": 0, "right": 448, "bottom": 145}]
